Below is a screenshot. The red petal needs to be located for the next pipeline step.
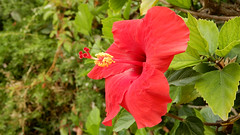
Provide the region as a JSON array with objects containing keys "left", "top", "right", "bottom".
[
  {"left": 121, "top": 63, "right": 172, "bottom": 128},
  {"left": 102, "top": 68, "right": 140, "bottom": 126},
  {"left": 143, "top": 6, "right": 189, "bottom": 72},
  {"left": 112, "top": 19, "right": 145, "bottom": 60}
]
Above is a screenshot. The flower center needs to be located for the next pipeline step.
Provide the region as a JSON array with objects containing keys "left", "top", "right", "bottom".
[{"left": 79, "top": 47, "right": 115, "bottom": 67}]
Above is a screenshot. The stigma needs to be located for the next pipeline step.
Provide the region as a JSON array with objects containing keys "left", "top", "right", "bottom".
[{"left": 79, "top": 47, "right": 115, "bottom": 67}]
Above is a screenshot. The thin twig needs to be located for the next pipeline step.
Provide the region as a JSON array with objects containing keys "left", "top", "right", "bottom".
[{"left": 159, "top": 0, "right": 238, "bottom": 21}]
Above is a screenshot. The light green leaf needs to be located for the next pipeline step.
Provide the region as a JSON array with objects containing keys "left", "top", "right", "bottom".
[
  {"left": 11, "top": 11, "right": 22, "bottom": 22},
  {"left": 86, "top": 107, "right": 101, "bottom": 135},
  {"left": 186, "top": 13, "right": 209, "bottom": 56},
  {"left": 170, "top": 85, "right": 199, "bottom": 104},
  {"left": 176, "top": 116, "right": 204, "bottom": 135},
  {"left": 167, "top": 0, "right": 192, "bottom": 9},
  {"left": 140, "top": 0, "right": 158, "bottom": 15},
  {"left": 167, "top": 68, "right": 201, "bottom": 86},
  {"left": 198, "top": 20, "right": 219, "bottom": 54},
  {"left": 102, "top": 17, "right": 123, "bottom": 39},
  {"left": 195, "top": 63, "right": 240, "bottom": 120},
  {"left": 135, "top": 128, "right": 147, "bottom": 135},
  {"left": 169, "top": 52, "right": 203, "bottom": 70},
  {"left": 186, "top": 45, "right": 200, "bottom": 59},
  {"left": 123, "top": 0, "right": 132, "bottom": 20},
  {"left": 218, "top": 17, "right": 240, "bottom": 50},
  {"left": 113, "top": 109, "right": 135, "bottom": 132},
  {"left": 109, "top": 0, "right": 127, "bottom": 12},
  {"left": 43, "top": 10, "right": 54, "bottom": 20},
  {"left": 74, "top": 4, "right": 93, "bottom": 36},
  {"left": 215, "top": 40, "right": 240, "bottom": 57}
]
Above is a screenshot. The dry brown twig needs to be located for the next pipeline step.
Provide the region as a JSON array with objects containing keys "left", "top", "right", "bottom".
[{"left": 159, "top": 0, "right": 239, "bottom": 21}]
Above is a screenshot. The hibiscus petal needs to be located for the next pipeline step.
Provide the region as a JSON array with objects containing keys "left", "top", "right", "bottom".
[
  {"left": 102, "top": 68, "right": 140, "bottom": 126},
  {"left": 143, "top": 6, "right": 189, "bottom": 72},
  {"left": 112, "top": 19, "right": 145, "bottom": 61},
  {"left": 121, "top": 63, "right": 172, "bottom": 128}
]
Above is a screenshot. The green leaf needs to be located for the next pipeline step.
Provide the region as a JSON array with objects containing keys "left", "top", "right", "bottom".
[
  {"left": 186, "top": 45, "right": 200, "bottom": 59},
  {"left": 167, "top": 68, "right": 201, "bottom": 86},
  {"left": 218, "top": 17, "right": 240, "bottom": 50},
  {"left": 170, "top": 85, "right": 199, "bottom": 104},
  {"left": 186, "top": 13, "right": 209, "bottom": 56},
  {"left": 169, "top": 52, "right": 203, "bottom": 70},
  {"left": 167, "top": 0, "right": 192, "bottom": 9},
  {"left": 102, "top": 17, "right": 123, "bottom": 39},
  {"left": 215, "top": 40, "right": 240, "bottom": 57},
  {"left": 74, "top": 4, "right": 93, "bottom": 36},
  {"left": 123, "top": 0, "right": 132, "bottom": 20},
  {"left": 226, "top": 44, "right": 240, "bottom": 63},
  {"left": 140, "top": 0, "right": 158, "bottom": 15},
  {"left": 86, "top": 107, "right": 101, "bottom": 135},
  {"left": 135, "top": 128, "right": 147, "bottom": 135},
  {"left": 200, "top": 107, "right": 220, "bottom": 123},
  {"left": 113, "top": 109, "right": 135, "bottom": 132},
  {"left": 176, "top": 116, "right": 204, "bottom": 135},
  {"left": 195, "top": 63, "right": 240, "bottom": 120},
  {"left": 11, "top": 11, "right": 22, "bottom": 22},
  {"left": 193, "top": 63, "right": 217, "bottom": 73},
  {"left": 169, "top": 120, "right": 180, "bottom": 135},
  {"left": 194, "top": 109, "right": 216, "bottom": 135},
  {"left": 109, "top": 0, "right": 128, "bottom": 12},
  {"left": 197, "top": 20, "right": 219, "bottom": 54}
]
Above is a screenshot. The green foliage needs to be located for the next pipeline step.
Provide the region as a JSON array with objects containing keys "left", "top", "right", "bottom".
[
  {"left": 195, "top": 63, "right": 240, "bottom": 120},
  {"left": 197, "top": 19, "right": 219, "bottom": 54},
  {"left": 109, "top": 0, "right": 128, "bottom": 12},
  {"left": 167, "top": 0, "right": 192, "bottom": 9},
  {"left": 113, "top": 109, "right": 135, "bottom": 132},
  {"left": 102, "top": 17, "right": 123, "bottom": 39},
  {"left": 75, "top": 4, "right": 94, "bottom": 36},
  {"left": 176, "top": 116, "right": 204, "bottom": 135},
  {"left": 140, "top": 0, "right": 158, "bottom": 15},
  {"left": 86, "top": 107, "right": 101, "bottom": 135},
  {"left": 186, "top": 13, "right": 209, "bottom": 56}
]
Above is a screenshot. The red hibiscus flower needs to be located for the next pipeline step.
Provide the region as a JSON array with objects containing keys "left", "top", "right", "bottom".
[{"left": 79, "top": 6, "right": 189, "bottom": 128}]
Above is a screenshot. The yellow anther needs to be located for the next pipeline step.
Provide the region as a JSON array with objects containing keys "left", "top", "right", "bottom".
[{"left": 94, "top": 52, "right": 115, "bottom": 67}]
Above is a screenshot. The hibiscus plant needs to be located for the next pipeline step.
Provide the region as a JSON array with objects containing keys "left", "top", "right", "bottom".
[{"left": 1, "top": 0, "right": 240, "bottom": 134}]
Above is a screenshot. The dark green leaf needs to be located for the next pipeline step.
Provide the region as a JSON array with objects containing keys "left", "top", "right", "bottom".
[
  {"left": 170, "top": 85, "right": 199, "bottom": 104},
  {"left": 167, "top": 68, "right": 201, "bottom": 86},
  {"left": 193, "top": 63, "right": 217, "bottom": 73},
  {"left": 176, "top": 116, "right": 204, "bottom": 135}
]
